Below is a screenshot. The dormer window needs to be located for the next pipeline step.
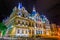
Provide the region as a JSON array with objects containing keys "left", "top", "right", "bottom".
[
  {"left": 18, "top": 12, "right": 22, "bottom": 16},
  {"left": 18, "top": 13, "right": 21, "bottom": 15},
  {"left": 18, "top": 20, "right": 20, "bottom": 24}
]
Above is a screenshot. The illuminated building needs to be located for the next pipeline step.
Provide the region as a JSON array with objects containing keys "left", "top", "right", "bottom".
[
  {"left": 51, "top": 24, "right": 58, "bottom": 36},
  {"left": 2, "top": 3, "right": 51, "bottom": 38},
  {"left": 56, "top": 25, "right": 60, "bottom": 37},
  {"left": 58, "top": 27, "right": 60, "bottom": 36},
  {"left": 57, "top": 25, "right": 60, "bottom": 40}
]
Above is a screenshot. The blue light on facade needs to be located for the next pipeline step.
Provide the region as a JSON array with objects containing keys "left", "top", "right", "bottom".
[
  {"left": 18, "top": 3, "right": 23, "bottom": 10},
  {"left": 30, "top": 6, "right": 36, "bottom": 17}
]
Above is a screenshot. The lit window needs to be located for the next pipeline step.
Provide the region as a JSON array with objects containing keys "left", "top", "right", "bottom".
[
  {"left": 17, "top": 29, "right": 20, "bottom": 33},
  {"left": 25, "top": 30, "right": 27, "bottom": 34},
  {"left": 24, "top": 21, "right": 26, "bottom": 25},
  {"left": 36, "top": 30, "right": 42, "bottom": 34},
  {"left": 16, "top": 29, "right": 20, "bottom": 34},
  {"left": 29, "top": 30, "right": 31, "bottom": 34},
  {"left": 32, "top": 30, "right": 34, "bottom": 34},
  {"left": 27, "top": 22, "right": 29, "bottom": 26},
  {"left": 25, "top": 29, "right": 28, "bottom": 34},
  {"left": 22, "top": 21, "right": 24, "bottom": 26},
  {"left": 20, "top": 21, "right": 22, "bottom": 25},
  {"left": 29, "top": 23, "right": 31, "bottom": 27},
  {"left": 36, "top": 23, "right": 39, "bottom": 27},
  {"left": 22, "top": 29, "right": 24, "bottom": 34}
]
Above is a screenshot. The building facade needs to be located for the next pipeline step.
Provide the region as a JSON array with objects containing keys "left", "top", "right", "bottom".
[{"left": 3, "top": 3, "right": 51, "bottom": 38}]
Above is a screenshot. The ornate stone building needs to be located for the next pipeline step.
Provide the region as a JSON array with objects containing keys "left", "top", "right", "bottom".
[{"left": 3, "top": 3, "right": 51, "bottom": 38}]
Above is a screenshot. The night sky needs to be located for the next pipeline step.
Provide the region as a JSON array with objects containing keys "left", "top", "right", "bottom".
[{"left": 0, "top": 0, "right": 60, "bottom": 25}]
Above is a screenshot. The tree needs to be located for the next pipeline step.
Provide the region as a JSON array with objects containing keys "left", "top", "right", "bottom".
[{"left": 0, "top": 22, "right": 7, "bottom": 37}]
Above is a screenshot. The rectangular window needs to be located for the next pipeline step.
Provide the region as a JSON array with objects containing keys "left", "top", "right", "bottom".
[
  {"left": 36, "top": 30, "right": 42, "bottom": 34},
  {"left": 22, "top": 29, "right": 24, "bottom": 34},
  {"left": 20, "top": 29, "right": 23, "bottom": 34},
  {"left": 16, "top": 29, "right": 24, "bottom": 34},
  {"left": 29, "top": 30, "right": 31, "bottom": 34},
  {"left": 17, "top": 29, "right": 20, "bottom": 34},
  {"left": 25, "top": 29, "right": 28, "bottom": 34},
  {"left": 16, "top": 29, "right": 20, "bottom": 34}
]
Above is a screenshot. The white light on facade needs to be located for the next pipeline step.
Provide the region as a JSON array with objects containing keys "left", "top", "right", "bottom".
[{"left": 18, "top": 3, "right": 22, "bottom": 10}]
